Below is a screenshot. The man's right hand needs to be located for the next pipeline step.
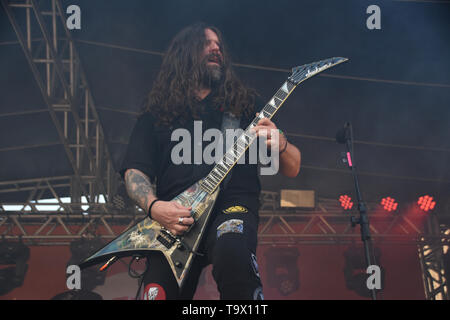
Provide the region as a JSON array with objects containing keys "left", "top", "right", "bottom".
[{"left": 150, "top": 201, "right": 194, "bottom": 236}]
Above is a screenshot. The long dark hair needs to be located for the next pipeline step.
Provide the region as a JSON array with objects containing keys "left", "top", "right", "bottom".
[{"left": 143, "top": 22, "right": 257, "bottom": 125}]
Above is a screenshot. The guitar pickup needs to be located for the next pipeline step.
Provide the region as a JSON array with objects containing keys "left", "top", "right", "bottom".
[{"left": 157, "top": 229, "right": 176, "bottom": 249}]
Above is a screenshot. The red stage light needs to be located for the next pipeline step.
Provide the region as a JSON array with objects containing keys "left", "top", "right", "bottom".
[
  {"left": 339, "top": 195, "right": 353, "bottom": 210},
  {"left": 417, "top": 195, "right": 436, "bottom": 212},
  {"left": 380, "top": 197, "right": 398, "bottom": 212}
]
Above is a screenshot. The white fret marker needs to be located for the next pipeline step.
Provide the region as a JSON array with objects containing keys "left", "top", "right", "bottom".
[
  {"left": 268, "top": 99, "right": 276, "bottom": 107},
  {"left": 281, "top": 82, "right": 289, "bottom": 93}
]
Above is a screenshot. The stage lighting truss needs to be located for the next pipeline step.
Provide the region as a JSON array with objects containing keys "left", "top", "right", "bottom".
[
  {"left": 1, "top": 193, "right": 449, "bottom": 247},
  {"left": 418, "top": 224, "right": 450, "bottom": 300},
  {"left": 1, "top": 0, "right": 116, "bottom": 204}
]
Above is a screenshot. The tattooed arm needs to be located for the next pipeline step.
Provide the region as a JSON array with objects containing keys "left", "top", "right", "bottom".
[
  {"left": 124, "top": 168, "right": 194, "bottom": 235},
  {"left": 124, "top": 168, "right": 157, "bottom": 213}
]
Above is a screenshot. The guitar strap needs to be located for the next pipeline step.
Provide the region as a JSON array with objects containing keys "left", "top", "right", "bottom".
[{"left": 219, "top": 111, "right": 241, "bottom": 190}]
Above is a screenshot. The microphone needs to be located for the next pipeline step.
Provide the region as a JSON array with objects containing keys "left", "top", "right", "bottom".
[{"left": 336, "top": 122, "right": 351, "bottom": 144}]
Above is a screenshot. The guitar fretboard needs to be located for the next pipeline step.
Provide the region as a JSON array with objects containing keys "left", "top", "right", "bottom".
[
  {"left": 199, "top": 56, "right": 348, "bottom": 194},
  {"left": 199, "top": 80, "right": 296, "bottom": 194}
]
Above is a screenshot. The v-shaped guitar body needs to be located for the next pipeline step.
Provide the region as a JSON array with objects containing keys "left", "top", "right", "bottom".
[{"left": 79, "top": 181, "right": 220, "bottom": 288}]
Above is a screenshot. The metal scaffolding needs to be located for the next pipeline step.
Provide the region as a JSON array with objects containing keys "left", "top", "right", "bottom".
[
  {"left": 2, "top": 0, "right": 449, "bottom": 300},
  {"left": 418, "top": 215, "right": 450, "bottom": 300},
  {"left": 1, "top": 0, "right": 117, "bottom": 204},
  {"left": 1, "top": 192, "right": 449, "bottom": 300},
  {"left": 1, "top": 192, "right": 448, "bottom": 245}
]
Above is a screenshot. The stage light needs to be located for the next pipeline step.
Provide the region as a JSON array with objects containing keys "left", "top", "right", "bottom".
[
  {"left": 343, "top": 246, "right": 384, "bottom": 298},
  {"left": 339, "top": 195, "right": 353, "bottom": 210},
  {"left": 264, "top": 247, "right": 300, "bottom": 296},
  {"left": 280, "top": 190, "right": 315, "bottom": 209},
  {"left": 417, "top": 195, "right": 436, "bottom": 212},
  {"left": 68, "top": 238, "right": 106, "bottom": 292},
  {"left": 380, "top": 197, "right": 398, "bottom": 212},
  {"left": 52, "top": 238, "right": 107, "bottom": 300},
  {"left": 0, "top": 239, "right": 30, "bottom": 296}
]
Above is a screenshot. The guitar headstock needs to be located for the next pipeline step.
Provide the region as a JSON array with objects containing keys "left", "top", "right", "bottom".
[{"left": 288, "top": 57, "right": 348, "bottom": 85}]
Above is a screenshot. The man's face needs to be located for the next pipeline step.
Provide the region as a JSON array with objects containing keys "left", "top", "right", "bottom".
[
  {"left": 202, "top": 28, "right": 223, "bottom": 66},
  {"left": 200, "top": 28, "right": 223, "bottom": 85}
]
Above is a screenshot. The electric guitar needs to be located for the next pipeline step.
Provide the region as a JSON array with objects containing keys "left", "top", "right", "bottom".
[{"left": 79, "top": 57, "right": 348, "bottom": 288}]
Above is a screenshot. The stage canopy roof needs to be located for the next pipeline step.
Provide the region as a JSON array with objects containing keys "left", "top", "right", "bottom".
[{"left": 1, "top": 0, "right": 449, "bottom": 210}]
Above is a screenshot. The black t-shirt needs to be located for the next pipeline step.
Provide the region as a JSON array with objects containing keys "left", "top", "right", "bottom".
[{"left": 120, "top": 93, "right": 262, "bottom": 213}]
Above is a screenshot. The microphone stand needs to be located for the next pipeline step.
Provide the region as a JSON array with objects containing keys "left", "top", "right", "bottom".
[{"left": 338, "top": 123, "right": 377, "bottom": 300}]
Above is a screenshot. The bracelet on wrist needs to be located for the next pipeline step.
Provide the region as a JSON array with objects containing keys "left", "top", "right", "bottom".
[
  {"left": 147, "top": 199, "right": 161, "bottom": 219},
  {"left": 278, "top": 129, "right": 288, "bottom": 154},
  {"left": 280, "top": 139, "right": 288, "bottom": 154}
]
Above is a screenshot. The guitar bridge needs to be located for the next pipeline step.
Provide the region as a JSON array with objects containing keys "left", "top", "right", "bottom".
[{"left": 157, "top": 229, "right": 176, "bottom": 249}]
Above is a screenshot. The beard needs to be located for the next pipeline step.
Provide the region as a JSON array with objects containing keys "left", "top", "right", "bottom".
[
  {"left": 199, "top": 54, "right": 223, "bottom": 88},
  {"left": 207, "top": 64, "right": 223, "bottom": 84}
]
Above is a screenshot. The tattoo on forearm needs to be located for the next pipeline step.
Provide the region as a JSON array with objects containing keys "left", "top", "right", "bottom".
[{"left": 125, "top": 169, "right": 155, "bottom": 212}]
